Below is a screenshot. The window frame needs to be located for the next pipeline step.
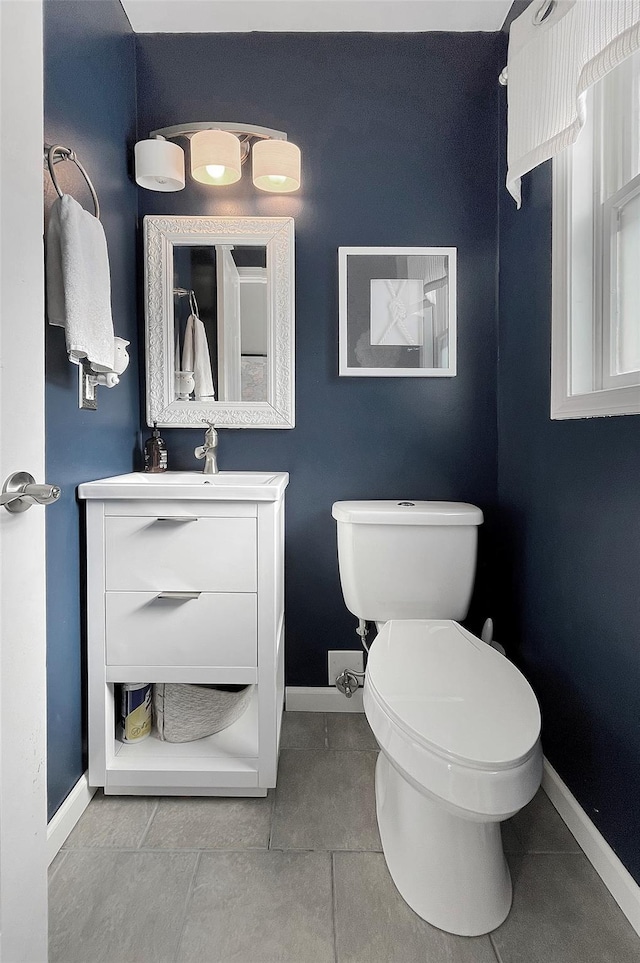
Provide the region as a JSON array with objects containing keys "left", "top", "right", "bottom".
[
  {"left": 551, "top": 82, "right": 640, "bottom": 420},
  {"left": 601, "top": 171, "right": 640, "bottom": 389}
]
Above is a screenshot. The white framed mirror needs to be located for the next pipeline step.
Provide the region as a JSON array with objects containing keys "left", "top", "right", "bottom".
[{"left": 144, "top": 215, "right": 295, "bottom": 428}]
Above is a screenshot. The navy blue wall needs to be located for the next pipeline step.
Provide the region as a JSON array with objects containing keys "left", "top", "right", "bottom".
[
  {"left": 44, "top": 0, "right": 139, "bottom": 818},
  {"left": 135, "top": 33, "right": 505, "bottom": 686},
  {"left": 497, "top": 135, "right": 640, "bottom": 877}
]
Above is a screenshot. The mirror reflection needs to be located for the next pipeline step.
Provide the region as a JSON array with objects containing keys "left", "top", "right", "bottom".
[{"left": 173, "top": 244, "right": 268, "bottom": 403}]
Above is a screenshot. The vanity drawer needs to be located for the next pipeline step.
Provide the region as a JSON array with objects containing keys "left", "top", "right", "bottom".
[
  {"left": 105, "top": 592, "right": 257, "bottom": 667},
  {"left": 105, "top": 515, "right": 257, "bottom": 592}
]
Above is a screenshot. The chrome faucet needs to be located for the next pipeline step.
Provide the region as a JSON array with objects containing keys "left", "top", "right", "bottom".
[{"left": 195, "top": 421, "right": 218, "bottom": 474}]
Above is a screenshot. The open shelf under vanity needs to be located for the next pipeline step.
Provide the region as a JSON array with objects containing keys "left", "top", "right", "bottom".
[{"left": 105, "top": 686, "right": 274, "bottom": 795}]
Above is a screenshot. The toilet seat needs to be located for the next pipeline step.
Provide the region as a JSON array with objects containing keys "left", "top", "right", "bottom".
[
  {"left": 363, "top": 619, "right": 542, "bottom": 819},
  {"left": 366, "top": 620, "right": 540, "bottom": 771}
]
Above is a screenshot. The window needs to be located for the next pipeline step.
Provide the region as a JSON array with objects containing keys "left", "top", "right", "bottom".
[{"left": 551, "top": 50, "right": 640, "bottom": 418}]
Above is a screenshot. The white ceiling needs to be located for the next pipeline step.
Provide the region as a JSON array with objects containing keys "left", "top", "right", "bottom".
[{"left": 121, "top": 1, "right": 514, "bottom": 34}]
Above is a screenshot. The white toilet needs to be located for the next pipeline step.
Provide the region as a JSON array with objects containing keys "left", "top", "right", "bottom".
[{"left": 331, "top": 500, "right": 542, "bottom": 937}]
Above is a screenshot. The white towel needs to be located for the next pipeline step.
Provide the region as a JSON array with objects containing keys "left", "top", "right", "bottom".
[
  {"left": 46, "top": 194, "right": 115, "bottom": 371},
  {"left": 182, "top": 313, "right": 216, "bottom": 400},
  {"left": 506, "top": 0, "right": 640, "bottom": 206}
]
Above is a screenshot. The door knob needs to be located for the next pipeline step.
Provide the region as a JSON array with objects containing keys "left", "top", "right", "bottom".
[{"left": 1, "top": 472, "right": 61, "bottom": 513}]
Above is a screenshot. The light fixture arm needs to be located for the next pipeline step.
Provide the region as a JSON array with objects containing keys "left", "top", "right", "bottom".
[{"left": 149, "top": 122, "right": 288, "bottom": 142}]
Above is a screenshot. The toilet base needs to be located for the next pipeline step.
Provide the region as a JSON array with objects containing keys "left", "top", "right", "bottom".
[{"left": 375, "top": 751, "right": 512, "bottom": 936}]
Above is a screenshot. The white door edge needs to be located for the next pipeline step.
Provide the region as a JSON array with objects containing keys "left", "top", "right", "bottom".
[{"left": 0, "top": 1, "right": 48, "bottom": 960}]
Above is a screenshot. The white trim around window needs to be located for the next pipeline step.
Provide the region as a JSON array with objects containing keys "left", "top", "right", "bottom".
[{"left": 551, "top": 137, "right": 640, "bottom": 419}]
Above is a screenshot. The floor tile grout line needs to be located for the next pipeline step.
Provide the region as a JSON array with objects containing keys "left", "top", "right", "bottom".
[
  {"left": 281, "top": 746, "right": 378, "bottom": 753},
  {"left": 489, "top": 931, "right": 505, "bottom": 963},
  {"left": 518, "top": 851, "right": 587, "bottom": 858},
  {"left": 269, "top": 846, "right": 383, "bottom": 854},
  {"left": 268, "top": 786, "right": 277, "bottom": 851},
  {"left": 172, "top": 851, "right": 202, "bottom": 963},
  {"left": 285, "top": 746, "right": 376, "bottom": 752},
  {"left": 137, "top": 797, "right": 160, "bottom": 849},
  {"left": 519, "top": 848, "right": 584, "bottom": 855},
  {"left": 47, "top": 849, "right": 68, "bottom": 884},
  {"left": 55, "top": 846, "right": 276, "bottom": 855},
  {"left": 54, "top": 845, "right": 384, "bottom": 855},
  {"left": 330, "top": 851, "right": 339, "bottom": 963}
]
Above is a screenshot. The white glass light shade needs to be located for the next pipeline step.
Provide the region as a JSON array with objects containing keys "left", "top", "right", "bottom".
[
  {"left": 191, "top": 130, "right": 242, "bottom": 185},
  {"left": 134, "top": 139, "right": 185, "bottom": 192},
  {"left": 252, "top": 139, "right": 301, "bottom": 193}
]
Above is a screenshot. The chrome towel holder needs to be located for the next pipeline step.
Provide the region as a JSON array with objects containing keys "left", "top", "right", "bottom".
[
  {"left": 44, "top": 143, "right": 100, "bottom": 219},
  {"left": 174, "top": 286, "right": 200, "bottom": 318}
]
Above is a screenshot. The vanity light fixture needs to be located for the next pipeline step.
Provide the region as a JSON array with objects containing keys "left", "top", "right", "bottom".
[
  {"left": 134, "top": 138, "right": 185, "bottom": 192},
  {"left": 134, "top": 122, "right": 301, "bottom": 194}
]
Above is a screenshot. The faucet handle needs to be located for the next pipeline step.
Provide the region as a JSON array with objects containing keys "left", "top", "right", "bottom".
[{"left": 201, "top": 420, "right": 218, "bottom": 448}]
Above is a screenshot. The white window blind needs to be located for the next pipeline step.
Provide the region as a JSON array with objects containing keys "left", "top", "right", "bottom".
[{"left": 507, "top": 0, "right": 640, "bottom": 207}]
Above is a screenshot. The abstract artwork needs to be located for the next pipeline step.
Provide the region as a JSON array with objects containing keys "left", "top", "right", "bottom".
[{"left": 338, "top": 246, "right": 457, "bottom": 377}]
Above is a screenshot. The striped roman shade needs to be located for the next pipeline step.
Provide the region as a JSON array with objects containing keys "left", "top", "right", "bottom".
[{"left": 506, "top": 0, "right": 640, "bottom": 206}]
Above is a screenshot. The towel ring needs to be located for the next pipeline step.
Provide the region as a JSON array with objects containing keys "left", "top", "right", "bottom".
[
  {"left": 173, "top": 287, "right": 200, "bottom": 318},
  {"left": 45, "top": 144, "right": 100, "bottom": 220}
]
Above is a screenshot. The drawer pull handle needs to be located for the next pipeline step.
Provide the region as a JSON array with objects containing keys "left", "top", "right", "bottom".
[
  {"left": 155, "top": 516, "right": 199, "bottom": 523},
  {"left": 156, "top": 591, "right": 202, "bottom": 601}
]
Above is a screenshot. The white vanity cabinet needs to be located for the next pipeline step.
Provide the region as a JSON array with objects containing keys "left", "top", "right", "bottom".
[{"left": 78, "top": 471, "right": 288, "bottom": 796}]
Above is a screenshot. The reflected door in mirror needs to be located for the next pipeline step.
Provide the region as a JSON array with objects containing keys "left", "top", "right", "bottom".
[{"left": 173, "top": 244, "right": 268, "bottom": 403}]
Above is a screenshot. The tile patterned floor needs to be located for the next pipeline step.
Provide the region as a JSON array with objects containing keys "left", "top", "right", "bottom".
[{"left": 49, "top": 712, "right": 640, "bottom": 963}]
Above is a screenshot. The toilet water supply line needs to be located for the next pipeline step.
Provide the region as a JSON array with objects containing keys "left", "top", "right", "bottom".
[
  {"left": 334, "top": 619, "right": 369, "bottom": 698},
  {"left": 335, "top": 617, "right": 505, "bottom": 699},
  {"left": 356, "top": 618, "right": 370, "bottom": 653}
]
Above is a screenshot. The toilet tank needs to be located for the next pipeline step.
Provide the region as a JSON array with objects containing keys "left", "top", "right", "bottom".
[{"left": 331, "top": 501, "right": 483, "bottom": 622}]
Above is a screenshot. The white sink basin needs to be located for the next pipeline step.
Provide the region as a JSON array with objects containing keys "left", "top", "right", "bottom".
[
  {"left": 117, "top": 472, "right": 279, "bottom": 486},
  {"left": 78, "top": 471, "right": 289, "bottom": 502}
]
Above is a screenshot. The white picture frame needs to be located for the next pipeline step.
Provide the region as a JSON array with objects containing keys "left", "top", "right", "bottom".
[{"left": 338, "top": 246, "right": 457, "bottom": 377}]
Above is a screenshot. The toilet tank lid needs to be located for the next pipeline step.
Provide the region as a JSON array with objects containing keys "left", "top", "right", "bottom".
[{"left": 331, "top": 501, "right": 483, "bottom": 526}]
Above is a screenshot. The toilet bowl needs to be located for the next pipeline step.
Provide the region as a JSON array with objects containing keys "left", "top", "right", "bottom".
[
  {"left": 331, "top": 500, "right": 543, "bottom": 936},
  {"left": 364, "top": 619, "right": 541, "bottom": 936}
]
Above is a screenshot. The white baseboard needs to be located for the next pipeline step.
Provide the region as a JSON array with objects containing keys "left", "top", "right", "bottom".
[
  {"left": 543, "top": 758, "right": 640, "bottom": 937},
  {"left": 47, "top": 772, "right": 95, "bottom": 865},
  {"left": 285, "top": 686, "right": 364, "bottom": 712}
]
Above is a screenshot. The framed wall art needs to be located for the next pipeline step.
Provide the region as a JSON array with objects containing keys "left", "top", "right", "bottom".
[{"left": 338, "top": 246, "right": 457, "bottom": 377}]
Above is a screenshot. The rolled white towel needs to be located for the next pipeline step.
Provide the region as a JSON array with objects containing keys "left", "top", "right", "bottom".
[
  {"left": 183, "top": 313, "right": 215, "bottom": 400},
  {"left": 46, "top": 194, "right": 115, "bottom": 372}
]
